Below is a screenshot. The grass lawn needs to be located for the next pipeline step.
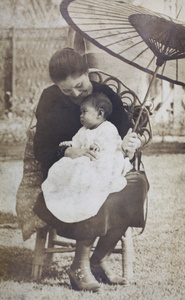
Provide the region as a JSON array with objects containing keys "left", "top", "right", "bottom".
[{"left": 0, "top": 154, "right": 185, "bottom": 299}]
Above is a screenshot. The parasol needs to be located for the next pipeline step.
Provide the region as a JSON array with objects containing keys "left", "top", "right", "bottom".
[{"left": 60, "top": 0, "right": 185, "bottom": 130}]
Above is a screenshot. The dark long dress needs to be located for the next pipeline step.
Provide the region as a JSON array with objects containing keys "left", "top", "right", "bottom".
[{"left": 33, "top": 81, "right": 149, "bottom": 240}]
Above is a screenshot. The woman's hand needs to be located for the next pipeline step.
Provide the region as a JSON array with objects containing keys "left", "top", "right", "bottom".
[
  {"left": 64, "top": 146, "right": 98, "bottom": 161},
  {"left": 121, "top": 128, "right": 141, "bottom": 160}
]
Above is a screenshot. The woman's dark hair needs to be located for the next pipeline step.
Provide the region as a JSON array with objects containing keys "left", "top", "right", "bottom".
[
  {"left": 49, "top": 48, "right": 88, "bottom": 83},
  {"left": 81, "top": 93, "right": 113, "bottom": 119}
]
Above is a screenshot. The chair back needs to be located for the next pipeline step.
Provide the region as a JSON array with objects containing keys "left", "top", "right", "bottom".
[{"left": 89, "top": 69, "right": 152, "bottom": 148}]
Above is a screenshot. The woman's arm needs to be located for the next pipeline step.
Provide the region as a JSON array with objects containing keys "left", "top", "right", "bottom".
[{"left": 33, "top": 88, "right": 67, "bottom": 178}]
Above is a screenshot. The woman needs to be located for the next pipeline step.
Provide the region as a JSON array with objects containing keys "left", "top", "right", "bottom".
[{"left": 33, "top": 48, "right": 149, "bottom": 292}]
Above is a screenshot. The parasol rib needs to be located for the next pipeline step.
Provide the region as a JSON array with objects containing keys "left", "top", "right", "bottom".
[
  {"left": 103, "top": 35, "right": 140, "bottom": 48},
  {"left": 132, "top": 47, "right": 150, "bottom": 62},
  {"left": 118, "top": 40, "right": 145, "bottom": 55},
  {"left": 146, "top": 55, "right": 156, "bottom": 68},
  {"left": 92, "top": 33, "right": 140, "bottom": 40},
  {"left": 85, "top": 28, "right": 136, "bottom": 33}
]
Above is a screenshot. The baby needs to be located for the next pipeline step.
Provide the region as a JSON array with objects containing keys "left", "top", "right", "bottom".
[{"left": 42, "top": 93, "right": 133, "bottom": 223}]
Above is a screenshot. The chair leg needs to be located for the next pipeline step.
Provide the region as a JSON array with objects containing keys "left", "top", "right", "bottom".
[
  {"left": 45, "top": 227, "right": 57, "bottom": 266},
  {"left": 31, "top": 227, "right": 48, "bottom": 281},
  {"left": 121, "top": 227, "right": 134, "bottom": 281}
]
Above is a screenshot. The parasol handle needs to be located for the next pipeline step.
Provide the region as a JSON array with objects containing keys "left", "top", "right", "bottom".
[{"left": 133, "top": 65, "right": 160, "bottom": 132}]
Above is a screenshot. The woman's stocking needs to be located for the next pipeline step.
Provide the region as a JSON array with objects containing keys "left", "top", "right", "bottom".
[
  {"left": 71, "top": 238, "right": 95, "bottom": 270},
  {"left": 90, "top": 226, "right": 128, "bottom": 285},
  {"left": 68, "top": 238, "right": 100, "bottom": 291}
]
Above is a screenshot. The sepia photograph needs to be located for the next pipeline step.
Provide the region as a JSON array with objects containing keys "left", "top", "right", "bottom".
[{"left": 0, "top": 0, "right": 185, "bottom": 299}]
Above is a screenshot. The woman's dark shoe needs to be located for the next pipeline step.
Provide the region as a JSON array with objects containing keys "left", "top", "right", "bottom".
[
  {"left": 67, "top": 267, "right": 101, "bottom": 292},
  {"left": 91, "top": 262, "right": 129, "bottom": 285}
]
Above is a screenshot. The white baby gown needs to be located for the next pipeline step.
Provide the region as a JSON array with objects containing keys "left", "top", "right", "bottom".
[{"left": 42, "top": 121, "right": 132, "bottom": 223}]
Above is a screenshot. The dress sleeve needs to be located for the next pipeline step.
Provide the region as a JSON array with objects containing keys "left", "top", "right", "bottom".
[
  {"left": 96, "top": 122, "right": 122, "bottom": 153},
  {"left": 71, "top": 127, "right": 84, "bottom": 148},
  {"left": 33, "top": 89, "right": 63, "bottom": 178}
]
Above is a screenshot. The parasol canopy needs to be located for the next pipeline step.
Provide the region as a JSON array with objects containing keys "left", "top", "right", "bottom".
[{"left": 60, "top": 0, "right": 185, "bottom": 88}]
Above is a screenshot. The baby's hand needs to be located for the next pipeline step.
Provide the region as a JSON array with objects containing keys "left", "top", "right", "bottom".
[
  {"left": 59, "top": 141, "right": 72, "bottom": 147},
  {"left": 89, "top": 143, "right": 101, "bottom": 152}
]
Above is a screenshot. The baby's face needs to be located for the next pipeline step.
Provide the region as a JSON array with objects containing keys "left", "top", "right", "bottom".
[{"left": 80, "top": 101, "right": 101, "bottom": 129}]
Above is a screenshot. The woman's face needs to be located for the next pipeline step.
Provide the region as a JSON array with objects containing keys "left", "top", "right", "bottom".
[{"left": 57, "top": 73, "right": 93, "bottom": 105}]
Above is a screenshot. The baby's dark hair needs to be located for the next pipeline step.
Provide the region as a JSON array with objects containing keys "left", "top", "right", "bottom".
[{"left": 81, "top": 93, "right": 113, "bottom": 119}]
